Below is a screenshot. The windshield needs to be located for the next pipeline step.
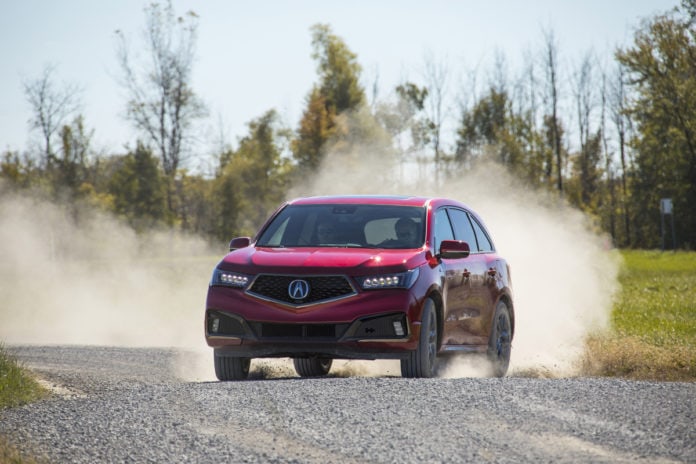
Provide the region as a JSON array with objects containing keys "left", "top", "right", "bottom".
[{"left": 256, "top": 204, "right": 426, "bottom": 249}]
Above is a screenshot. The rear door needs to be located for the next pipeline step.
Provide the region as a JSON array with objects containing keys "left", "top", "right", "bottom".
[{"left": 468, "top": 213, "right": 500, "bottom": 337}]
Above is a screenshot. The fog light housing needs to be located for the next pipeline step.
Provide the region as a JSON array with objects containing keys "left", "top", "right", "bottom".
[
  {"left": 211, "top": 317, "right": 220, "bottom": 333},
  {"left": 393, "top": 320, "right": 404, "bottom": 336}
]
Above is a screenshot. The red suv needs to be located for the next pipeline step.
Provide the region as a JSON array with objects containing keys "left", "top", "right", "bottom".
[{"left": 205, "top": 195, "right": 514, "bottom": 379}]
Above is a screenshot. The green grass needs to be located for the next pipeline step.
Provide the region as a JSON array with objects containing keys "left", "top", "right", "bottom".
[
  {"left": 582, "top": 250, "right": 696, "bottom": 381},
  {"left": 0, "top": 344, "right": 48, "bottom": 463},
  {"left": 0, "top": 344, "right": 47, "bottom": 409},
  {"left": 613, "top": 251, "right": 696, "bottom": 346}
]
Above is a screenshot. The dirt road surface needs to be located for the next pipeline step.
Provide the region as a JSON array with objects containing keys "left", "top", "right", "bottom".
[{"left": 1, "top": 345, "right": 694, "bottom": 463}]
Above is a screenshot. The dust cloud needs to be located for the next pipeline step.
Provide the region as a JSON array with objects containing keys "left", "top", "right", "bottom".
[
  {"left": 0, "top": 187, "right": 218, "bottom": 381},
  {"left": 292, "top": 142, "right": 621, "bottom": 377},
  {"left": 0, "top": 136, "right": 620, "bottom": 380}
]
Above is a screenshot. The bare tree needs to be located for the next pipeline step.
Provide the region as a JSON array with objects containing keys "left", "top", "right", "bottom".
[
  {"left": 572, "top": 50, "right": 600, "bottom": 206},
  {"left": 573, "top": 51, "right": 595, "bottom": 157},
  {"left": 490, "top": 49, "right": 508, "bottom": 95},
  {"left": 115, "top": 0, "right": 206, "bottom": 177},
  {"left": 600, "top": 64, "right": 617, "bottom": 241},
  {"left": 453, "top": 61, "right": 482, "bottom": 167},
  {"left": 523, "top": 49, "right": 539, "bottom": 128},
  {"left": 422, "top": 51, "right": 449, "bottom": 182},
  {"left": 610, "top": 62, "right": 632, "bottom": 246},
  {"left": 23, "top": 64, "right": 81, "bottom": 166},
  {"left": 542, "top": 28, "right": 564, "bottom": 194}
]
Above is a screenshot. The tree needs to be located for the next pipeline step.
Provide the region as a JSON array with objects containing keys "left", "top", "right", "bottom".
[
  {"left": 454, "top": 84, "right": 545, "bottom": 186},
  {"left": 568, "top": 131, "right": 602, "bottom": 212},
  {"left": 311, "top": 24, "right": 365, "bottom": 115},
  {"left": 293, "top": 89, "right": 333, "bottom": 170},
  {"left": 617, "top": 1, "right": 696, "bottom": 247},
  {"left": 1, "top": 151, "right": 33, "bottom": 188},
  {"left": 609, "top": 62, "right": 632, "bottom": 245},
  {"left": 115, "top": 1, "right": 206, "bottom": 178},
  {"left": 108, "top": 143, "right": 168, "bottom": 229},
  {"left": 422, "top": 52, "right": 450, "bottom": 180},
  {"left": 571, "top": 52, "right": 602, "bottom": 209},
  {"left": 455, "top": 87, "right": 508, "bottom": 159},
  {"left": 292, "top": 24, "right": 365, "bottom": 170},
  {"left": 175, "top": 171, "right": 214, "bottom": 236},
  {"left": 395, "top": 82, "right": 430, "bottom": 157},
  {"left": 58, "top": 116, "right": 93, "bottom": 195},
  {"left": 23, "top": 64, "right": 81, "bottom": 167},
  {"left": 213, "top": 110, "right": 292, "bottom": 239},
  {"left": 542, "top": 29, "right": 564, "bottom": 194},
  {"left": 599, "top": 66, "right": 618, "bottom": 242}
]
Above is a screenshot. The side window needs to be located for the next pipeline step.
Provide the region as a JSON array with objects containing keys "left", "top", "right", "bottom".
[
  {"left": 433, "top": 209, "right": 455, "bottom": 252},
  {"left": 447, "top": 208, "right": 478, "bottom": 251},
  {"left": 470, "top": 215, "right": 494, "bottom": 252}
]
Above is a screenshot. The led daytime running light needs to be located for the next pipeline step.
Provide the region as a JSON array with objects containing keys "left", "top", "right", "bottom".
[
  {"left": 363, "top": 275, "right": 401, "bottom": 288},
  {"left": 360, "top": 268, "right": 419, "bottom": 290},
  {"left": 212, "top": 269, "right": 250, "bottom": 288}
]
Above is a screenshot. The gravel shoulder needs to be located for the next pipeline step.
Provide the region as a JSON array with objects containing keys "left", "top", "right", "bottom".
[{"left": 1, "top": 345, "right": 694, "bottom": 463}]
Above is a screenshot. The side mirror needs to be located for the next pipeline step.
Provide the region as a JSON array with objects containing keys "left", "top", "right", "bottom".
[
  {"left": 229, "top": 237, "right": 251, "bottom": 251},
  {"left": 439, "top": 240, "right": 470, "bottom": 259}
]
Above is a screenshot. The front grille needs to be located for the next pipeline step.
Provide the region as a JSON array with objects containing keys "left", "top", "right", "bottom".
[
  {"left": 247, "top": 275, "right": 355, "bottom": 306},
  {"left": 258, "top": 323, "right": 343, "bottom": 339}
]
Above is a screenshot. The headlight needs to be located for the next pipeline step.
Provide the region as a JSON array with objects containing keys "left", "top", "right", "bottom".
[
  {"left": 210, "top": 268, "right": 252, "bottom": 288},
  {"left": 359, "top": 268, "right": 419, "bottom": 290}
]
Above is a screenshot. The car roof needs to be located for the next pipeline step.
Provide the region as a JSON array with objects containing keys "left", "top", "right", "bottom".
[
  {"left": 287, "top": 195, "right": 473, "bottom": 211},
  {"left": 288, "top": 195, "right": 431, "bottom": 207}
]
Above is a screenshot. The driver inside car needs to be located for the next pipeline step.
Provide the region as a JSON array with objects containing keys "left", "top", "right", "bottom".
[{"left": 392, "top": 217, "right": 419, "bottom": 248}]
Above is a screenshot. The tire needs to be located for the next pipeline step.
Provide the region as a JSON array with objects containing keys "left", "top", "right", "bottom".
[
  {"left": 214, "top": 354, "right": 251, "bottom": 381},
  {"left": 401, "top": 298, "right": 438, "bottom": 378},
  {"left": 293, "top": 357, "right": 333, "bottom": 377},
  {"left": 487, "top": 301, "right": 512, "bottom": 377}
]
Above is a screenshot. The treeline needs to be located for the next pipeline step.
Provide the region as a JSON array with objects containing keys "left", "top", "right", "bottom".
[{"left": 2, "top": 1, "right": 695, "bottom": 249}]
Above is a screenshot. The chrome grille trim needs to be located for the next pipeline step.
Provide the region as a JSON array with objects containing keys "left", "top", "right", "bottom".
[{"left": 246, "top": 274, "right": 357, "bottom": 308}]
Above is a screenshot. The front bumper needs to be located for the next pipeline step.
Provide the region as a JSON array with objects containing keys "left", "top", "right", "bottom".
[
  {"left": 205, "top": 309, "right": 419, "bottom": 359},
  {"left": 205, "top": 275, "right": 428, "bottom": 359}
]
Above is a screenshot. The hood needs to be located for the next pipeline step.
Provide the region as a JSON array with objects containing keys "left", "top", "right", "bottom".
[{"left": 219, "top": 246, "right": 427, "bottom": 275}]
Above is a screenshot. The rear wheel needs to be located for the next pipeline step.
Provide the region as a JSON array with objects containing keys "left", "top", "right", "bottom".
[
  {"left": 293, "top": 357, "right": 333, "bottom": 377},
  {"left": 401, "top": 298, "right": 438, "bottom": 378},
  {"left": 214, "top": 354, "right": 251, "bottom": 381},
  {"left": 487, "top": 301, "right": 512, "bottom": 377}
]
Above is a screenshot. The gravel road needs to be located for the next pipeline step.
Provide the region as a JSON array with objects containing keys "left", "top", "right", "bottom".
[{"left": 1, "top": 345, "right": 694, "bottom": 463}]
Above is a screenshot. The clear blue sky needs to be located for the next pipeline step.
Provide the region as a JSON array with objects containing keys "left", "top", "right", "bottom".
[{"left": 0, "top": 0, "right": 672, "bottom": 164}]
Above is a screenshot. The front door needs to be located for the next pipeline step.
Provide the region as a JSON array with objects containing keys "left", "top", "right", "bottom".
[{"left": 441, "top": 208, "right": 490, "bottom": 346}]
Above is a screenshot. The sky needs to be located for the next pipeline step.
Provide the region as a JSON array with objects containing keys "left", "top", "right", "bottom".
[{"left": 0, "top": 0, "right": 673, "bottom": 166}]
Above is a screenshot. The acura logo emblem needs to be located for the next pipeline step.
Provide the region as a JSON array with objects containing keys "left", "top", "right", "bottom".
[{"left": 288, "top": 279, "right": 310, "bottom": 300}]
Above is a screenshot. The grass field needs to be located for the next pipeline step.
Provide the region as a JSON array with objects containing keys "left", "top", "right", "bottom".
[{"left": 582, "top": 250, "right": 696, "bottom": 381}]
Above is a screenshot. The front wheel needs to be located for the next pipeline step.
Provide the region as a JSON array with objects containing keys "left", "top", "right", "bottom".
[
  {"left": 214, "top": 354, "right": 251, "bottom": 381},
  {"left": 487, "top": 301, "right": 512, "bottom": 377},
  {"left": 293, "top": 357, "right": 333, "bottom": 377},
  {"left": 401, "top": 298, "right": 438, "bottom": 378}
]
